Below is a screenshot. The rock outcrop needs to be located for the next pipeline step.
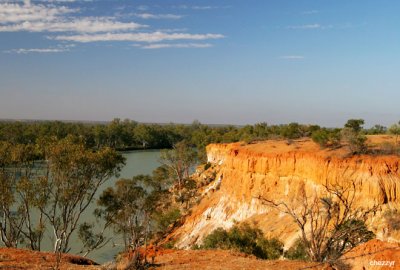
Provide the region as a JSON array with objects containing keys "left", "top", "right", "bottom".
[{"left": 167, "top": 137, "right": 400, "bottom": 249}]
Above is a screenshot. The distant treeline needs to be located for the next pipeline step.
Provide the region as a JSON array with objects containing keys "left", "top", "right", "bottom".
[{"left": 0, "top": 119, "right": 393, "bottom": 152}]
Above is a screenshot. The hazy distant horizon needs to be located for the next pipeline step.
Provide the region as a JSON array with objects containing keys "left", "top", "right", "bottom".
[
  {"left": 1, "top": 0, "right": 400, "bottom": 127},
  {"left": 0, "top": 116, "right": 396, "bottom": 129}
]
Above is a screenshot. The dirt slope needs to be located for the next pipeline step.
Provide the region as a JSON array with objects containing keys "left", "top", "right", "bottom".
[{"left": 0, "top": 248, "right": 99, "bottom": 270}]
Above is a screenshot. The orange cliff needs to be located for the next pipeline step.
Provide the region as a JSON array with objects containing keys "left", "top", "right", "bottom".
[{"left": 167, "top": 137, "right": 400, "bottom": 249}]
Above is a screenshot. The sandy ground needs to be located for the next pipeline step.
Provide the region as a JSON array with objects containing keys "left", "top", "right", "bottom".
[
  {"left": 0, "top": 247, "right": 99, "bottom": 270},
  {"left": 148, "top": 249, "right": 327, "bottom": 270}
]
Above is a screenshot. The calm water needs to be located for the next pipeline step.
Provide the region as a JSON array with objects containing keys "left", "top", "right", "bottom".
[
  {"left": 87, "top": 150, "right": 161, "bottom": 263},
  {"left": 29, "top": 150, "right": 161, "bottom": 263}
]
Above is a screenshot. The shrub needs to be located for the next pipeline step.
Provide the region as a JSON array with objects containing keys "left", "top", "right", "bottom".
[
  {"left": 341, "top": 119, "right": 367, "bottom": 154},
  {"left": 344, "top": 119, "right": 364, "bottom": 133},
  {"left": 281, "top": 123, "right": 302, "bottom": 139},
  {"left": 285, "top": 238, "right": 309, "bottom": 261},
  {"left": 261, "top": 180, "right": 375, "bottom": 263},
  {"left": 202, "top": 227, "right": 230, "bottom": 250},
  {"left": 312, "top": 129, "right": 330, "bottom": 147},
  {"left": 200, "top": 223, "right": 283, "bottom": 260},
  {"left": 341, "top": 128, "right": 367, "bottom": 154},
  {"left": 155, "top": 208, "right": 181, "bottom": 232},
  {"left": 312, "top": 129, "right": 341, "bottom": 148},
  {"left": 256, "top": 238, "right": 284, "bottom": 259}
]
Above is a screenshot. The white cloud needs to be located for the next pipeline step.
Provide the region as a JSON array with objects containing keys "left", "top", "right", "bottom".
[
  {"left": 0, "top": 17, "right": 144, "bottom": 32},
  {"left": 176, "top": 5, "right": 221, "bottom": 10},
  {"left": 192, "top": 6, "right": 213, "bottom": 10},
  {"left": 135, "top": 13, "right": 183, "bottom": 20},
  {"left": 280, "top": 55, "right": 305, "bottom": 60},
  {"left": 287, "top": 24, "right": 321, "bottom": 29},
  {"left": 52, "top": 31, "right": 225, "bottom": 43},
  {"left": 141, "top": 43, "right": 212, "bottom": 49},
  {"left": 4, "top": 44, "right": 74, "bottom": 54},
  {"left": 0, "top": 1, "right": 225, "bottom": 50},
  {"left": 0, "top": 2, "right": 75, "bottom": 23}
]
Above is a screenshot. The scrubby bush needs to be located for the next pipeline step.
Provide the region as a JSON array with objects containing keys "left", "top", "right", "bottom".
[
  {"left": 366, "top": 124, "right": 387, "bottom": 135},
  {"left": 341, "top": 128, "right": 367, "bottom": 153},
  {"left": 389, "top": 123, "right": 400, "bottom": 145},
  {"left": 255, "top": 238, "right": 284, "bottom": 259},
  {"left": 340, "top": 130, "right": 365, "bottom": 153},
  {"left": 281, "top": 122, "right": 302, "bottom": 139},
  {"left": 341, "top": 119, "right": 368, "bottom": 154},
  {"left": 312, "top": 129, "right": 330, "bottom": 147},
  {"left": 261, "top": 180, "right": 375, "bottom": 264},
  {"left": 285, "top": 238, "right": 309, "bottom": 261},
  {"left": 155, "top": 208, "right": 181, "bottom": 232},
  {"left": 202, "top": 227, "right": 230, "bottom": 250},
  {"left": 312, "top": 129, "right": 341, "bottom": 148},
  {"left": 200, "top": 223, "right": 283, "bottom": 259}
]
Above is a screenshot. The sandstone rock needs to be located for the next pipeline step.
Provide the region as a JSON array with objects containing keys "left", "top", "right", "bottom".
[{"left": 167, "top": 138, "right": 400, "bottom": 249}]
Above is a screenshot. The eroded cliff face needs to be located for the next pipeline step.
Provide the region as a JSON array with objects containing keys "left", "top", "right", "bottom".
[{"left": 168, "top": 138, "right": 400, "bottom": 249}]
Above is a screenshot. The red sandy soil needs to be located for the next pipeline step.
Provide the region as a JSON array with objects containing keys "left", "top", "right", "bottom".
[
  {"left": 342, "top": 239, "right": 400, "bottom": 270},
  {"left": 127, "top": 239, "right": 400, "bottom": 270},
  {"left": 1, "top": 240, "right": 399, "bottom": 270},
  {"left": 0, "top": 247, "right": 99, "bottom": 270},
  {"left": 148, "top": 249, "right": 329, "bottom": 270},
  {"left": 221, "top": 135, "right": 398, "bottom": 158}
]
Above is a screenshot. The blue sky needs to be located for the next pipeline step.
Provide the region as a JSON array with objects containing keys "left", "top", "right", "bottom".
[{"left": 1, "top": 0, "right": 399, "bottom": 127}]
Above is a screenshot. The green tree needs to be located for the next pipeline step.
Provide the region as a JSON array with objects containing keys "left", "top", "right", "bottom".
[
  {"left": 341, "top": 128, "right": 367, "bottom": 154},
  {"left": 96, "top": 175, "right": 164, "bottom": 268},
  {"left": 389, "top": 122, "right": 400, "bottom": 145},
  {"left": 344, "top": 119, "right": 365, "bottom": 133},
  {"left": 36, "top": 137, "right": 125, "bottom": 253},
  {"left": 312, "top": 129, "right": 341, "bottom": 148},
  {"left": 367, "top": 124, "right": 387, "bottom": 135},
  {"left": 342, "top": 119, "right": 367, "bottom": 154},
  {"left": 281, "top": 122, "right": 302, "bottom": 139},
  {"left": 159, "top": 141, "right": 197, "bottom": 202},
  {"left": 0, "top": 142, "right": 44, "bottom": 249}
]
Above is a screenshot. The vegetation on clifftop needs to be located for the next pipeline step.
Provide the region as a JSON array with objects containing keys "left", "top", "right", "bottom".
[{"left": 197, "top": 222, "right": 284, "bottom": 260}]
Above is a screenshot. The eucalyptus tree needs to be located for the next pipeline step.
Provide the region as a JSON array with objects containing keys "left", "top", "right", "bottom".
[
  {"left": 341, "top": 119, "right": 367, "bottom": 154},
  {"left": 389, "top": 122, "right": 400, "bottom": 145},
  {"left": 38, "top": 136, "right": 125, "bottom": 253},
  {"left": 0, "top": 136, "right": 125, "bottom": 254},
  {"left": 96, "top": 174, "right": 167, "bottom": 268},
  {"left": 159, "top": 141, "right": 197, "bottom": 202},
  {"left": 0, "top": 141, "right": 44, "bottom": 249}
]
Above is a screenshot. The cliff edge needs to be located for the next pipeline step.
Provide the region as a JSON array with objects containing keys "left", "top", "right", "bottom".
[{"left": 167, "top": 136, "right": 400, "bottom": 249}]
